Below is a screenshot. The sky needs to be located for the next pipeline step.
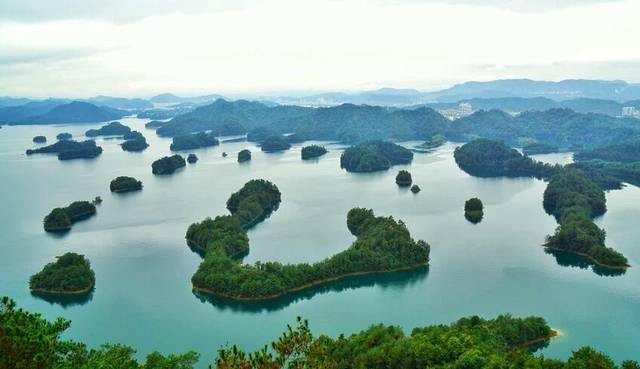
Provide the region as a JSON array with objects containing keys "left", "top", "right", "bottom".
[{"left": 1, "top": 0, "right": 639, "bottom": 98}]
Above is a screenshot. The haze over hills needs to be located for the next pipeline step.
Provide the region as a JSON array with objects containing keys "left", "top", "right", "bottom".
[{"left": 9, "top": 101, "right": 125, "bottom": 125}]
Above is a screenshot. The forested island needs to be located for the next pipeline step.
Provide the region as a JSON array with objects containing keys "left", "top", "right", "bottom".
[
  {"left": 170, "top": 132, "right": 219, "bottom": 151},
  {"left": 226, "top": 179, "right": 282, "bottom": 227},
  {"left": 464, "top": 198, "right": 484, "bottom": 223},
  {"left": 26, "top": 140, "right": 103, "bottom": 160},
  {"left": 32, "top": 135, "right": 46, "bottom": 143},
  {"left": 340, "top": 140, "right": 413, "bottom": 172},
  {"left": 85, "top": 121, "right": 131, "bottom": 137},
  {"left": 152, "top": 154, "right": 186, "bottom": 175},
  {"left": 237, "top": 149, "right": 251, "bottom": 162},
  {"left": 411, "top": 184, "right": 421, "bottom": 193},
  {"left": 43, "top": 200, "right": 97, "bottom": 232},
  {"left": 110, "top": 176, "right": 143, "bottom": 193},
  {"left": 187, "top": 153, "right": 198, "bottom": 163},
  {"left": 261, "top": 135, "right": 291, "bottom": 152},
  {"left": 120, "top": 131, "right": 149, "bottom": 152},
  {"left": 301, "top": 144, "right": 327, "bottom": 160},
  {"left": 416, "top": 134, "right": 445, "bottom": 150},
  {"left": 543, "top": 169, "right": 629, "bottom": 268},
  {"left": 395, "top": 170, "right": 412, "bottom": 186},
  {"left": 29, "top": 253, "right": 95, "bottom": 294},
  {"left": 522, "top": 142, "right": 559, "bottom": 155},
  {"left": 56, "top": 132, "right": 72, "bottom": 140},
  {"left": 145, "top": 120, "right": 167, "bottom": 129}
]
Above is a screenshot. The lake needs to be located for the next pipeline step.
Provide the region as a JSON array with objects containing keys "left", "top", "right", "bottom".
[{"left": 1, "top": 117, "right": 639, "bottom": 367}]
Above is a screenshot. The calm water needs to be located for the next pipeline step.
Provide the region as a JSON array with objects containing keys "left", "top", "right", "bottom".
[{"left": 1, "top": 118, "right": 639, "bottom": 367}]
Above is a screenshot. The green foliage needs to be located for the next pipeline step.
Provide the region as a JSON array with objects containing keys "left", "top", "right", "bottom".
[
  {"left": 410, "top": 184, "right": 421, "bottom": 193},
  {"left": 29, "top": 253, "right": 95, "bottom": 293},
  {"left": 26, "top": 139, "right": 103, "bottom": 160},
  {"left": 247, "top": 126, "right": 275, "bottom": 142},
  {"left": 187, "top": 153, "right": 198, "bottom": 163},
  {"left": 464, "top": 198, "right": 484, "bottom": 223},
  {"left": 454, "top": 139, "right": 558, "bottom": 178},
  {"left": 340, "top": 140, "right": 413, "bottom": 172},
  {"left": 170, "top": 132, "right": 219, "bottom": 151},
  {"left": 417, "top": 134, "right": 446, "bottom": 150},
  {"left": 152, "top": 154, "right": 186, "bottom": 175},
  {"left": 121, "top": 131, "right": 149, "bottom": 152},
  {"left": 85, "top": 121, "right": 131, "bottom": 137},
  {"left": 238, "top": 149, "right": 251, "bottom": 163},
  {"left": 186, "top": 216, "right": 249, "bottom": 258},
  {"left": 43, "top": 201, "right": 96, "bottom": 232},
  {"left": 0, "top": 297, "right": 199, "bottom": 369},
  {"left": 301, "top": 145, "right": 327, "bottom": 160},
  {"left": 574, "top": 140, "right": 640, "bottom": 163},
  {"left": 395, "top": 170, "right": 412, "bottom": 186},
  {"left": 110, "top": 176, "right": 142, "bottom": 193},
  {"left": 226, "top": 179, "right": 282, "bottom": 228},
  {"left": 261, "top": 135, "right": 291, "bottom": 152},
  {"left": 56, "top": 132, "right": 72, "bottom": 140}
]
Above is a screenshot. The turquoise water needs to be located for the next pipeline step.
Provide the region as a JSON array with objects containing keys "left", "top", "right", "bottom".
[{"left": 1, "top": 117, "right": 639, "bottom": 367}]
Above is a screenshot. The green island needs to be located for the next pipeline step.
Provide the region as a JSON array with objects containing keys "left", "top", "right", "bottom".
[
  {"left": 522, "top": 142, "right": 560, "bottom": 155},
  {"left": 411, "top": 184, "right": 421, "bottom": 193},
  {"left": 225, "top": 179, "right": 282, "bottom": 227},
  {"left": 416, "top": 134, "right": 446, "bottom": 150},
  {"left": 110, "top": 176, "right": 143, "bottom": 193},
  {"left": 151, "top": 154, "right": 186, "bottom": 175},
  {"left": 301, "top": 144, "right": 327, "bottom": 160},
  {"left": 29, "top": 253, "right": 95, "bottom": 295},
  {"left": 56, "top": 132, "right": 72, "bottom": 140},
  {"left": 170, "top": 131, "right": 219, "bottom": 151},
  {"left": 26, "top": 139, "right": 103, "bottom": 160},
  {"left": 570, "top": 160, "right": 640, "bottom": 187},
  {"left": 32, "top": 135, "right": 46, "bottom": 143},
  {"left": 340, "top": 140, "right": 413, "bottom": 172},
  {"left": 85, "top": 121, "right": 131, "bottom": 137},
  {"left": 237, "top": 149, "right": 251, "bottom": 162},
  {"left": 464, "top": 197, "right": 484, "bottom": 223},
  {"left": 43, "top": 200, "right": 97, "bottom": 232},
  {"left": 2, "top": 296, "right": 640, "bottom": 369},
  {"left": 543, "top": 169, "right": 629, "bottom": 269},
  {"left": 144, "top": 120, "right": 167, "bottom": 129},
  {"left": 395, "top": 169, "right": 412, "bottom": 186},
  {"left": 261, "top": 135, "right": 291, "bottom": 152},
  {"left": 120, "top": 130, "right": 149, "bottom": 152},
  {"left": 187, "top": 153, "right": 198, "bottom": 163}
]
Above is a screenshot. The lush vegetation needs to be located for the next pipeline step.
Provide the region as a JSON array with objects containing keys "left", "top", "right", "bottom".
[
  {"left": 464, "top": 198, "right": 484, "bottom": 223},
  {"left": 226, "top": 179, "right": 282, "bottom": 228},
  {"left": 301, "top": 144, "right": 327, "bottom": 160},
  {"left": 0, "top": 297, "right": 199, "bottom": 368},
  {"left": 523, "top": 142, "right": 559, "bottom": 155},
  {"left": 570, "top": 160, "right": 640, "bottom": 187},
  {"left": 395, "top": 170, "right": 412, "bottom": 186},
  {"left": 144, "top": 120, "right": 167, "bottom": 129},
  {"left": 261, "top": 135, "right": 291, "bottom": 152},
  {"left": 416, "top": 134, "right": 446, "bottom": 150},
  {"left": 151, "top": 154, "right": 186, "bottom": 175},
  {"left": 574, "top": 140, "right": 640, "bottom": 163},
  {"left": 191, "top": 207, "right": 429, "bottom": 300},
  {"left": 170, "top": 131, "right": 219, "bottom": 151},
  {"left": 43, "top": 201, "right": 97, "bottom": 232},
  {"left": 340, "top": 140, "right": 413, "bottom": 172},
  {"left": 187, "top": 153, "right": 198, "bottom": 163},
  {"left": 110, "top": 176, "right": 143, "bottom": 193},
  {"left": 32, "top": 135, "right": 46, "bottom": 143},
  {"left": 238, "top": 149, "right": 251, "bottom": 163},
  {"left": 410, "top": 184, "right": 421, "bottom": 193},
  {"left": 29, "top": 253, "right": 95, "bottom": 294},
  {"left": 543, "top": 169, "right": 629, "bottom": 268},
  {"left": 121, "top": 136, "right": 149, "bottom": 152},
  {"left": 56, "top": 132, "right": 72, "bottom": 140},
  {"left": 187, "top": 215, "right": 249, "bottom": 258},
  {"left": 85, "top": 121, "right": 131, "bottom": 137},
  {"left": 26, "top": 139, "right": 103, "bottom": 160},
  {"left": 454, "top": 139, "right": 558, "bottom": 178}
]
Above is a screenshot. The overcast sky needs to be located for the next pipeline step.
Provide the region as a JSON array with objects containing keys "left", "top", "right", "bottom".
[{"left": 1, "top": 0, "right": 639, "bottom": 98}]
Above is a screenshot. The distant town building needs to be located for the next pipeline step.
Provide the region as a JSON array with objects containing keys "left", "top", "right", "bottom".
[
  {"left": 458, "top": 102, "right": 473, "bottom": 116},
  {"left": 622, "top": 106, "right": 637, "bottom": 117},
  {"left": 438, "top": 102, "right": 475, "bottom": 120}
]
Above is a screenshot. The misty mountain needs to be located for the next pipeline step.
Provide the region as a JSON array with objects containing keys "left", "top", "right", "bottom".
[
  {"left": 150, "top": 93, "right": 225, "bottom": 105},
  {"left": 86, "top": 96, "right": 153, "bottom": 110},
  {"left": 12, "top": 101, "right": 126, "bottom": 125}
]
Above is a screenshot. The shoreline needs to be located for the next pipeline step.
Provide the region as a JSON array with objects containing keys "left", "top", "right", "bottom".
[
  {"left": 545, "top": 246, "right": 630, "bottom": 270},
  {"left": 30, "top": 284, "right": 94, "bottom": 295},
  {"left": 514, "top": 329, "right": 559, "bottom": 350},
  {"left": 193, "top": 261, "right": 429, "bottom": 301}
]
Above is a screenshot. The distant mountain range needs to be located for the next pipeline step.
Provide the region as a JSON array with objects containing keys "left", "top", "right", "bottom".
[{"left": 5, "top": 101, "right": 125, "bottom": 125}]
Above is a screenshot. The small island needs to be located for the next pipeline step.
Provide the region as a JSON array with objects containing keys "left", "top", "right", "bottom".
[
  {"left": 32, "top": 136, "right": 47, "bottom": 143},
  {"left": 395, "top": 170, "right": 412, "bottom": 186},
  {"left": 340, "top": 140, "right": 413, "bottom": 172},
  {"left": 261, "top": 135, "right": 292, "bottom": 152},
  {"left": 170, "top": 132, "right": 219, "bottom": 151},
  {"left": 56, "top": 132, "right": 72, "bottom": 140},
  {"left": 120, "top": 130, "right": 149, "bottom": 152},
  {"left": 110, "top": 176, "right": 143, "bottom": 193},
  {"left": 187, "top": 153, "right": 198, "bottom": 163},
  {"left": 29, "top": 252, "right": 95, "bottom": 295},
  {"left": 238, "top": 149, "right": 251, "bottom": 163},
  {"left": 301, "top": 145, "right": 327, "bottom": 160},
  {"left": 522, "top": 142, "right": 559, "bottom": 156},
  {"left": 464, "top": 198, "right": 484, "bottom": 223},
  {"left": 411, "top": 184, "right": 421, "bottom": 193},
  {"left": 416, "top": 134, "right": 445, "bottom": 150},
  {"left": 44, "top": 200, "right": 97, "bottom": 232},
  {"left": 152, "top": 154, "right": 186, "bottom": 175},
  {"left": 26, "top": 140, "right": 103, "bottom": 160},
  {"left": 85, "top": 121, "right": 131, "bottom": 137}
]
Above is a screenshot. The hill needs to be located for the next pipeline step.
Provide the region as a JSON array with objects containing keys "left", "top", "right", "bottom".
[{"left": 12, "top": 101, "right": 125, "bottom": 124}]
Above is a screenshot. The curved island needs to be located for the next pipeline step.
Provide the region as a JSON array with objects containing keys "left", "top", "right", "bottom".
[
  {"left": 44, "top": 200, "right": 97, "bottom": 232},
  {"left": 30, "top": 252, "right": 95, "bottom": 295},
  {"left": 340, "top": 140, "right": 413, "bottom": 172},
  {"left": 110, "top": 176, "right": 143, "bottom": 193},
  {"left": 152, "top": 154, "right": 186, "bottom": 175},
  {"left": 26, "top": 140, "right": 103, "bottom": 160}
]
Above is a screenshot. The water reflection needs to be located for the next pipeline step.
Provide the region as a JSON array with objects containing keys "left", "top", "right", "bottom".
[
  {"left": 544, "top": 248, "right": 626, "bottom": 277},
  {"left": 31, "top": 288, "right": 95, "bottom": 308},
  {"left": 193, "top": 266, "right": 429, "bottom": 312}
]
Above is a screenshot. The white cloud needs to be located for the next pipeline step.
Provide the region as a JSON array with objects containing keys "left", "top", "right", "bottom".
[{"left": 0, "top": 0, "right": 638, "bottom": 97}]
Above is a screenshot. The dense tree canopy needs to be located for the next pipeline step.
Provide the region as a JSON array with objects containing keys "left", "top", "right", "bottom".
[
  {"left": 56, "top": 132, "right": 72, "bottom": 140},
  {"left": 464, "top": 198, "right": 484, "bottom": 223},
  {"left": 187, "top": 153, "right": 198, "bottom": 163},
  {"left": 226, "top": 179, "right": 282, "bottom": 228},
  {"left": 522, "top": 142, "right": 559, "bottom": 155},
  {"left": 340, "top": 141, "right": 413, "bottom": 172},
  {"left": 110, "top": 176, "right": 142, "bottom": 193},
  {"left": 170, "top": 132, "right": 219, "bottom": 151},
  {"left": 152, "top": 154, "right": 186, "bottom": 175},
  {"left": 395, "top": 170, "right": 412, "bottom": 186},
  {"left": 301, "top": 145, "right": 327, "bottom": 160},
  {"left": 85, "top": 121, "right": 131, "bottom": 137},
  {"left": 238, "top": 149, "right": 251, "bottom": 163},
  {"left": 187, "top": 215, "right": 249, "bottom": 258},
  {"left": 29, "top": 253, "right": 95, "bottom": 294},
  {"left": 26, "top": 140, "right": 103, "bottom": 160},
  {"left": 574, "top": 139, "right": 640, "bottom": 163},
  {"left": 32, "top": 135, "right": 46, "bottom": 143},
  {"left": 44, "top": 201, "right": 97, "bottom": 232}
]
